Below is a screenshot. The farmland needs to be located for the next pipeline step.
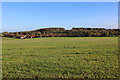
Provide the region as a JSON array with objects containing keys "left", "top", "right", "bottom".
[{"left": 2, "top": 37, "right": 119, "bottom": 78}]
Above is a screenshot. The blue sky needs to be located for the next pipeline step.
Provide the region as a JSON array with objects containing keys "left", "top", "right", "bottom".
[{"left": 2, "top": 2, "right": 118, "bottom": 32}]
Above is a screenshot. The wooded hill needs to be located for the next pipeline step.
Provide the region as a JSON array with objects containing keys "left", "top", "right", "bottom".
[{"left": 1, "top": 27, "right": 120, "bottom": 39}]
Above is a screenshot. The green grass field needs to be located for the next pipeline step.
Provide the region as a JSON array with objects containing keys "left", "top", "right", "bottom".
[{"left": 2, "top": 37, "right": 119, "bottom": 78}]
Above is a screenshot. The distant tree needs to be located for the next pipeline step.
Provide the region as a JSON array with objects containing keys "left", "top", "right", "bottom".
[
  {"left": 36, "top": 32, "right": 42, "bottom": 37},
  {"left": 14, "top": 32, "right": 19, "bottom": 38},
  {"left": 9, "top": 33, "right": 15, "bottom": 38},
  {"left": 2, "top": 32, "right": 9, "bottom": 36}
]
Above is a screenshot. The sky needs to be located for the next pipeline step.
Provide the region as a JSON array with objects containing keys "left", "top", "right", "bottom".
[{"left": 2, "top": 2, "right": 118, "bottom": 32}]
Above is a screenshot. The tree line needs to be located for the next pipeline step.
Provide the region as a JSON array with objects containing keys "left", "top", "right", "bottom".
[{"left": 1, "top": 27, "right": 120, "bottom": 39}]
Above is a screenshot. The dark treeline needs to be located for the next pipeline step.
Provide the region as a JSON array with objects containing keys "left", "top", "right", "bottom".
[{"left": 1, "top": 27, "right": 120, "bottom": 39}]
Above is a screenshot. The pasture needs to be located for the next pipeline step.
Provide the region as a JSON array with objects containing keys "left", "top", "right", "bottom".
[{"left": 2, "top": 37, "right": 119, "bottom": 78}]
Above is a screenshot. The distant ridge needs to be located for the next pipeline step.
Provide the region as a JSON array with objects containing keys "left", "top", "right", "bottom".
[{"left": 1, "top": 27, "right": 120, "bottom": 39}]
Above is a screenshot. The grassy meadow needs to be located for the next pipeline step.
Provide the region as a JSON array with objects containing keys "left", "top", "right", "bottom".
[{"left": 2, "top": 37, "right": 119, "bottom": 78}]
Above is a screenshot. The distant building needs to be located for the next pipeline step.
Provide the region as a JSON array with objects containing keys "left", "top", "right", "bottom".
[
  {"left": 19, "top": 35, "right": 26, "bottom": 39},
  {"left": 30, "top": 35, "right": 37, "bottom": 38}
]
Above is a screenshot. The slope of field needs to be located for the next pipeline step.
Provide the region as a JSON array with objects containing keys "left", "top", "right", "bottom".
[{"left": 2, "top": 37, "right": 119, "bottom": 78}]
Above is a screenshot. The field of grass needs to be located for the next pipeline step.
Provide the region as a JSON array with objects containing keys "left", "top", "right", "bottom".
[{"left": 2, "top": 37, "right": 119, "bottom": 78}]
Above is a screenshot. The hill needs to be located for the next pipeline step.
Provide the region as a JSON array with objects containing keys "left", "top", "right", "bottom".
[{"left": 1, "top": 27, "right": 120, "bottom": 39}]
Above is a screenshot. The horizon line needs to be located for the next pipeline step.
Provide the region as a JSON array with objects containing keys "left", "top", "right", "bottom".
[{"left": 1, "top": 26, "right": 119, "bottom": 33}]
